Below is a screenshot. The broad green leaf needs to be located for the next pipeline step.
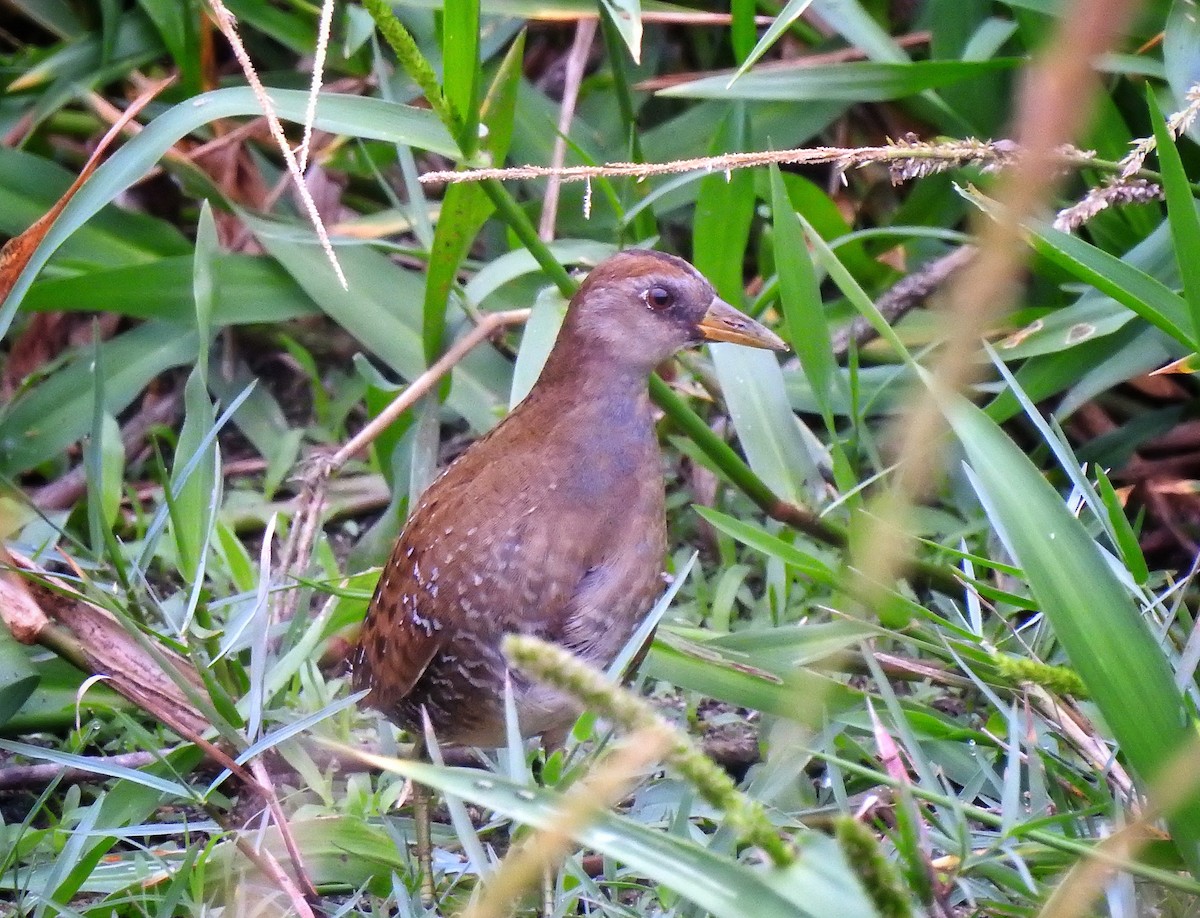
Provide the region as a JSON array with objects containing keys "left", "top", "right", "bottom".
[
  {"left": 208, "top": 361, "right": 303, "bottom": 500},
  {"left": 641, "top": 99, "right": 845, "bottom": 166},
  {"left": 661, "top": 59, "right": 1018, "bottom": 101},
  {"left": 0, "top": 322, "right": 199, "bottom": 475},
  {"left": 695, "top": 116, "right": 817, "bottom": 502},
  {"left": 1, "top": 88, "right": 458, "bottom": 337},
  {"left": 647, "top": 631, "right": 861, "bottom": 720},
  {"left": 422, "top": 31, "right": 525, "bottom": 365},
  {"left": 1095, "top": 466, "right": 1149, "bottom": 585},
  {"left": 813, "top": 0, "right": 910, "bottom": 61},
  {"left": 510, "top": 286, "right": 567, "bottom": 407},
  {"left": 729, "top": 0, "right": 816, "bottom": 82},
  {"left": 709, "top": 620, "right": 880, "bottom": 668},
  {"left": 7, "top": 0, "right": 84, "bottom": 37},
  {"left": 169, "top": 369, "right": 219, "bottom": 583},
  {"left": 95, "top": 414, "right": 124, "bottom": 534},
  {"left": 710, "top": 344, "right": 821, "bottom": 504},
  {"left": 0, "top": 147, "right": 190, "bottom": 267},
  {"left": 136, "top": 0, "right": 200, "bottom": 93},
  {"left": 0, "top": 629, "right": 38, "bottom": 728},
  {"left": 799, "top": 217, "right": 917, "bottom": 367},
  {"left": 1023, "top": 217, "right": 1195, "bottom": 350},
  {"left": 692, "top": 108, "right": 754, "bottom": 301},
  {"left": 246, "top": 214, "right": 511, "bottom": 433},
  {"left": 944, "top": 392, "right": 1200, "bottom": 872},
  {"left": 209, "top": 816, "right": 409, "bottom": 889},
  {"left": 10, "top": 9, "right": 160, "bottom": 92},
  {"left": 20, "top": 254, "right": 320, "bottom": 325},
  {"left": 695, "top": 507, "right": 838, "bottom": 586},
  {"left": 168, "top": 209, "right": 221, "bottom": 584},
  {"left": 601, "top": 0, "right": 643, "bottom": 63},
  {"left": 0, "top": 739, "right": 191, "bottom": 796}
]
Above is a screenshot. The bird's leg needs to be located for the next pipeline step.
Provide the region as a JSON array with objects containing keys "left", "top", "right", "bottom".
[
  {"left": 411, "top": 735, "right": 435, "bottom": 907},
  {"left": 540, "top": 864, "right": 555, "bottom": 916}
]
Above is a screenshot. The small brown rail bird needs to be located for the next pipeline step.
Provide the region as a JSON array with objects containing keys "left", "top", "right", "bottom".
[{"left": 353, "top": 249, "right": 785, "bottom": 896}]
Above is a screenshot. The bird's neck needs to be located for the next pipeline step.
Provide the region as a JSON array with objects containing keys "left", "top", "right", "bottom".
[{"left": 527, "top": 334, "right": 656, "bottom": 439}]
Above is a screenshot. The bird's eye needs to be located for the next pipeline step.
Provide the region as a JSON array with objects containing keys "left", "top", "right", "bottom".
[{"left": 644, "top": 286, "right": 674, "bottom": 310}]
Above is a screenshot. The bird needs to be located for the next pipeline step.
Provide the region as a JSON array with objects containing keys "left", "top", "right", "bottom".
[{"left": 353, "top": 248, "right": 786, "bottom": 899}]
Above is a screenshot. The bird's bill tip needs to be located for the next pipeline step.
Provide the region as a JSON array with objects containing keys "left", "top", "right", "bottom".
[{"left": 697, "top": 297, "right": 789, "bottom": 352}]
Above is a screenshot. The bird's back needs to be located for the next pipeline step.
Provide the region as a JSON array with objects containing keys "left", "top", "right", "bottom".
[{"left": 353, "top": 379, "right": 666, "bottom": 746}]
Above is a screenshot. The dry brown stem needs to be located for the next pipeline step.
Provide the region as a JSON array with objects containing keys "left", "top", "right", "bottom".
[
  {"left": 0, "top": 550, "right": 319, "bottom": 909},
  {"left": 419, "top": 138, "right": 1094, "bottom": 187},
  {"left": 0, "top": 548, "right": 211, "bottom": 738},
  {"left": 30, "top": 392, "right": 181, "bottom": 511},
  {"left": 539, "top": 19, "right": 597, "bottom": 240},
  {"left": 831, "top": 246, "right": 977, "bottom": 357},
  {"left": 204, "top": 0, "right": 346, "bottom": 288},
  {"left": 271, "top": 308, "right": 531, "bottom": 626}
]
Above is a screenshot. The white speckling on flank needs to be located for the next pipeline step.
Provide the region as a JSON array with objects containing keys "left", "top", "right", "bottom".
[
  {"left": 444, "top": 527, "right": 454, "bottom": 536},
  {"left": 466, "top": 527, "right": 478, "bottom": 536},
  {"left": 405, "top": 546, "right": 415, "bottom": 558},
  {"left": 473, "top": 573, "right": 484, "bottom": 587}
]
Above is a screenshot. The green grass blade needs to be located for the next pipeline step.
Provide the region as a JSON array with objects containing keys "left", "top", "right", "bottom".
[
  {"left": 0, "top": 322, "right": 198, "bottom": 476},
  {"left": 362, "top": 758, "right": 878, "bottom": 918},
  {"left": 1148, "top": 88, "right": 1200, "bottom": 345},
  {"left": 0, "top": 87, "right": 458, "bottom": 336},
  {"left": 0, "top": 629, "right": 38, "bottom": 728},
  {"left": 943, "top": 391, "right": 1200, "bottom": 873},
  {"left": 768, "top": 165, "right": 839, "bottom": 428},
  {"left": 661, "top": 59, "right": 1018, "bottom": 101},
  {"left": 443, "top": 0, "right": 481, "bottom": 154},
  {"left": 729, "top": 0, "right": 816, "bottom": 83}
]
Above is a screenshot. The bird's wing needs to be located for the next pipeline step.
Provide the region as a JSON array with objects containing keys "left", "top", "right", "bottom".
[{"left": 354, "top": 547, "right": 445, "bottom": 709}]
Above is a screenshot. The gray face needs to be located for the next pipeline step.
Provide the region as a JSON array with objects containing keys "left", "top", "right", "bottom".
[{"left": 565, "top": 250, "right": 719, "bottom": 373}]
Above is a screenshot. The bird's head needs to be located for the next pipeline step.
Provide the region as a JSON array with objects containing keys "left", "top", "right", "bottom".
[{"left": 562, "top": 249, "right": 787, "bottom": 374}]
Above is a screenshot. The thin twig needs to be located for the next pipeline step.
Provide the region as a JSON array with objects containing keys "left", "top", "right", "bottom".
[
  {"left": 538, "top": 19, "right": 597, "bottom": 241},
  {"left": 1027, "top": 685, "right": 1136, "bottom": 803},
  {"left": 0, "top": 750, "right": 161, "bottom": 790},
  {"left": 271, "top": 309, "right": 531, "bottom": 625},
  {"left": 30, "top": 393, "right": 181, "bottom": 511},
  {"left": 831, "top": 246, "right": 977, "bottom": 357},
  {"left": 420, "top": 139, "right": 1095, "bottom": 186},
  {"left": 298, "top": 0, "right": 335, "bottom": 172},
  {"left": 204, "top": 0, "right": 347, "bottom": 288}
]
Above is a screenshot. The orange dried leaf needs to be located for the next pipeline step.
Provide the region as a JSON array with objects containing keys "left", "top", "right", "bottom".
[{"left": 0, "top": 77, "right": 173, "bottom": 306}]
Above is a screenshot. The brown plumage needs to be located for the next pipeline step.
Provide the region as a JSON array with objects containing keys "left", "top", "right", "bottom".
[{"left": 353, "top": 249, "right": 786, "bottom": 748}]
